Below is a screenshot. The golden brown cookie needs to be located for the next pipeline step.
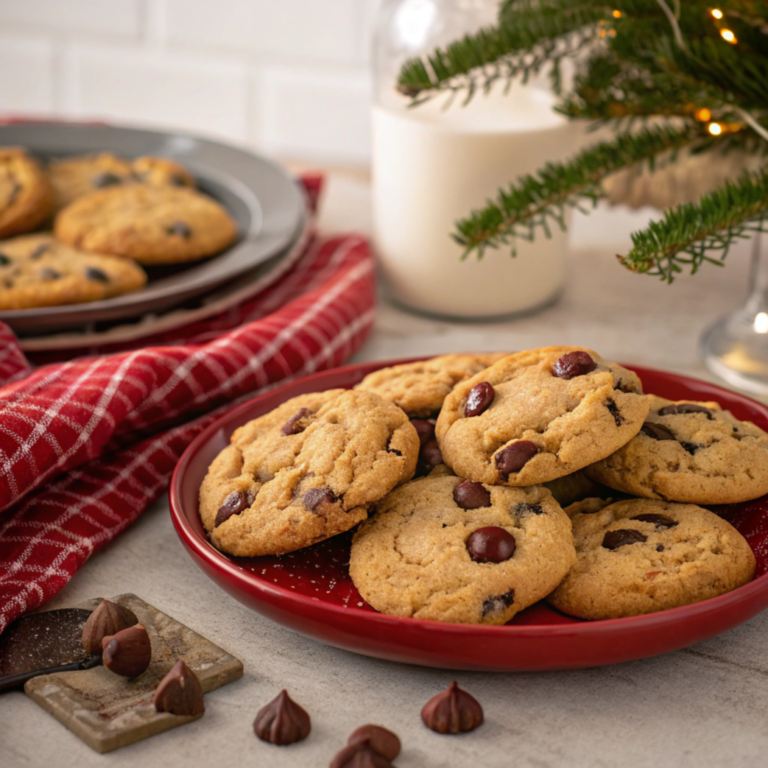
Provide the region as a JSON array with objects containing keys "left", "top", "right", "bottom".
[
  {"left": 0, "top": 147, "right": 53, "bottom": 238},
  {"left": 55, "top": 186, "right": 237, "bottom": 264},
  {"left": 435, "top": 346, "right": 650, "bottom": 487},
  {"left": 585, "top": 395, "right": 768, "bottom": 504},
  {"left": 350, "top": 475, "right": 576, "bottom": 624},
  {"left": 548, "top": 498, "right": 755, "bottom": 619},
  {"left": 0, "top": 233, "right": 146, "bottom": 310},
  {"left": 200, "top": 390, "right": 420, "bottom": 557}
]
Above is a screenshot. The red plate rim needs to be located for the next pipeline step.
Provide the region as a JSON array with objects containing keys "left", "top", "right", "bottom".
[{"left": 169, "top": 357, "right": 768, "bottom": 639}]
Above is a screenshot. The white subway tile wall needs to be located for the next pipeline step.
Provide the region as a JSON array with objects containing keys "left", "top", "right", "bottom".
[{"left": 0, "top": 0, "right": 382, "bottom": 164}]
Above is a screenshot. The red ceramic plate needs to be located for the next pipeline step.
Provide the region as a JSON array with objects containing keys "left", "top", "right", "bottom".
[{"left": 169, "top": 359, "right": 768, "bottom": 671}]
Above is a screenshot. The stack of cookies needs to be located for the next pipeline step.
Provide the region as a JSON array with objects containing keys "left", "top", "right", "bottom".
[
  {"left": 199, "top": 347, "right": 767, "bottom": 625},
  {"left": 0, "top": 147, "right": 237, "bottom": 310}
]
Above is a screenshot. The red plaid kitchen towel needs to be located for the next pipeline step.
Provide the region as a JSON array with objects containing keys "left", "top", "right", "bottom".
[{"left": 0, "top": 177, "right": 376, "bottom": 634}]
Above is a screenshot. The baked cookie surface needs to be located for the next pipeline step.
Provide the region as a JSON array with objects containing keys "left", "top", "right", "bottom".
[
  {"left": 48, "top": 153, "right": 195, "bottom": 210},
  {"left": 355, "top": 353, "right": 508, "bottom": 418},
  {"left": 0, "top": 233, "right": 146, "bottom": 310},
  {"left": 349, "top": 475, "right": 576, "bottom": 625},
  {"left": 200, "top": 390, "right": 419, "bottom": 557},
  {"left": 0, "top": 147, "right": 53, "bottom": 238},
  {"left": 435, "top": 346, "right": 649, "bottom": 487},
  {"left": 585, "top": 395, "right": 768, "bottom": 504},
  {"left": 548, "top": 498, "right": 755, "bottom": 619},
  {"left": 55, "top": 185, "right": 237, "bottom": 264}
]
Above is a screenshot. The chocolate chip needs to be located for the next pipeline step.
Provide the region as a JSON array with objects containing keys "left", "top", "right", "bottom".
[
  {"left": 453, "top": 480, "right": 491, "bottom": 510},
  {"left": 386, "top": 437, "right": 402, "bottom": 456},
  {"left": 466, "top": 527, "right": 516, "bottom": 563},
  {"left": 347, "top": 725, "right": 401, "bottom": 761},
  {"left": 303, "top": 487, "right": 336, "bottom": 513},
  {"left": 418, "top": 439, "right": 443, "bottom": 474},
  {"left": 153, "top": 659, "right": 205, "bottom": 716},
  {"left": 482, "top": 589, "right": 516, "bottom": 617},
  {"left": 495, "top": 441, "right": 539, "bottom": 477},
  {"left": 421, "top": 681, "right": 484, "bottom": 734},
  {"left": 680, "top": 441, "right": 702, "bottom": 455},
  {"left": 281, "top": 407, "right": 313, "bottom": 435},
  {"left": 92, "top": 171, "right": 124, "bottom": 188},
  {"left": 166, "top": 220, "right": 192, "bottom": 238},
  {"left": 410, "top": 418, "right": 435, "bottom": 446},
  {"left": 170, "top": 174, "right": 190, "bottom": 187},
  {"left": 39, "top": 267, "right": 61, "bottom": 281},
  {"left": 0, "top": 252, "right": 10, "bottom": 266},
  {"left": 330, "top": 742, "right": 393, "bottom": 768},
  {"left": 603, "top": 529, "right": 648, "bottom": 550},
  {"left": 641, "top": 422, "right": 676, "bottom": 441},
  {"left": 553, "top": 351, "right": 597, "bottom": 379},
  {"left": 605, "top": 399, "right": 623, "bottom": 426},
  {"left": 657, "top": 544, "right": 665, "bottom": 552},
  {"left": 515, "top": 502, "right": 544, "bottom": 516},
  {"left": 30, "top": 244, "right": 48, "bottom": 260},
  {"left": 85, "top": 267, "right": 110, "bottom": 283},
  {"left": 632, "top": 513, "right": 678, "bottom": 529},
  {"left": 6, "top": 182, "right": 20, "bottom": 207},
  {"left": 658, "top": 403, "right": 713, "bottom": 418},
  {"left": 214, "top": 491, "right": 249, "bottom": 526},
  {"left": 253, "top": 690, "right": 311, "bottom": 746},
  {"left": 464, "top": 382, "right": 494, "bottom": 417}
]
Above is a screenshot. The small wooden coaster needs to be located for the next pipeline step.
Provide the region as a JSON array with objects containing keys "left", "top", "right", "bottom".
[{"left": 24, "top": 594, "right": 243, "bottom": 753}]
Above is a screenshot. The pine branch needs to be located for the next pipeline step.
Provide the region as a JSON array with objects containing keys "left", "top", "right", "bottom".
[
  {"left": 453, "top": 124, "right": 705, "bottom": 259},
  {"left": 618, "top": 170, "right": 768, "bottom": 281}
]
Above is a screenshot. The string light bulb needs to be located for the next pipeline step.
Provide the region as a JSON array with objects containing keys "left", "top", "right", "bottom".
[
  {"left": 612, "top": 10, "right": 622, "bottom": 18},
  {"left": 721, "top": 29, "right": 737, "bottom": 43},
  {"left": 711, "top": 9, "right": 724, "bottom": 20},
  {"left": 695, "top": 108, "right": 712, "bottom": 122},
  {"left": 708, "top": 122, "right": 723, "bottom": 136}
]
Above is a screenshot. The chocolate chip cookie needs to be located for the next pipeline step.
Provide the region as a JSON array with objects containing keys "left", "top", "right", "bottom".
[
  {"left": 349, "top": 475, "right": 576, "bottom": 624},
  {"left": 355, "top": 353, "right": 508, "bottom": 418},
  {"left": 200, "top": 390, "right": 420, "bottom": 557},
  {"left": 0, "top": 147, "right": 53, "bottom": 238},
  {"left": 48, "top": 153, "right": 195, "bottom": 210},
  {"left": 0, "top": 233, "right": 147, "bottom": 309},
  {"left": 435, "top": 346, "right": 650, "bottom": 487},
  {"left": 548, "top": 498, "right": 755, "bottom": 619},
  {"left": 585, "top": 395, "right": 768, "bottom": 504},
  {"left": 55, "top": 186, "right": 237, "bottom": 264}
]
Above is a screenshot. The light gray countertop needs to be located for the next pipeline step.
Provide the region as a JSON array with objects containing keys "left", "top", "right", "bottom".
[{"left": 3, "top": 175, "right": 767, "bottom": 768}]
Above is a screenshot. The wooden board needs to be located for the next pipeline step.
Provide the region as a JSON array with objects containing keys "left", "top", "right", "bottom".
[{"left": 24, "top": 594, "right": 243, "bottom": 753}]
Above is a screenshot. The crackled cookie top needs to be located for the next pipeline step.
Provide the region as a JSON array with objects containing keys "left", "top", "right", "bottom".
[
  {"left": 585, "top": 395, "right": 768, "bottom": 504},
  {"left": 55, "top": 185, "right": 237, "bottom": 264},
  {"left": 548, "top": 498, "right": 755, "bottom": 620},
  {"left": 200, "top": 389, "right": 419, "bottom": 557},
  {"left": 435, "top": 346, "right": 649, "bottom": 487},
  {"left": 0, "top": 233, "right": 147, "bottom": 309},
  {"left": 355, "top": 353, "right": 508, "bottom": 418},
  {"left": 0, "top": 147, "right": 53, "bottom": 238},
  {"left": 349, "top": 475, "right": 575, "bottom": 625}
]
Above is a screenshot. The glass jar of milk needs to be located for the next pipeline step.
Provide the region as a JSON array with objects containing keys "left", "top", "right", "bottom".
[{"left": 372, "top": 0, "right": 576, "bottom": 319}]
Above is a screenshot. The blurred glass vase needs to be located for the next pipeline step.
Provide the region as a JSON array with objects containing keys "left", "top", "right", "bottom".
[{"left": 371, "top": 0, "right": 576, "bottom": 320}]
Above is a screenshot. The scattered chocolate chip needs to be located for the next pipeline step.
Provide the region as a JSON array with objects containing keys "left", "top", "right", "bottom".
[
  {"left": 281, "top": 407, "right": 313, "bottom": 435},
  {"left": 680, "top": 441, "right": 702, "bottom": 455},
  {"left": 170, "top": 174, "right": 190, "bottom": 187},
  {"left": 632, "top": 513, "right": 677, "bottom": 529},
  {"left": 92, "top": 171, "right": 124, "bottom": 188},
  {"left": 81, "top": 599, "right": 138, "bottom": 655},
  {"left": 347, "top": 724, "right": 401, "bottom": 760},
  {"left": 658, "top": 403, "right": 713, "bottom": 418},
  {"left": 553, "top": 351, "right": 597, "bottom": 379},
  {"left": 467, "top": 527, "right": 516, "bottom": 563},
  {"left": 0, "top": 252, "right": 10, "bottom": 266},
  {"left": 515, "top": 502, "right": 544, "bottom": 516},
  {"left": 253, "top": 690, "right": 311, "bottom": 746},
  {"left": 656, "top": 544, "right": 665, "bottom": 552},
  {"left": 330, "top": 741, "right": 393, "bottom": 768},
  {"left": 418, "top": 439, "right": 443, "bottom": 474},
  {"left": 603, "top": 529, "right": 648, "bottom": 550},
  {"left": 453, "top": 480, "right": 491, "bottom": 510},
  {"left": 386, "top": 436, "right": 403, "bottom": 456},
  {"left": 153, "top": 659, "right": 205, "bottom": 716},
  {"left": 85, "top": 266, "right": 110, "bottom": 283},
  {"left": 39, "top": 267, "right": 61, "bottom": 281},
  {"left": 605, "top": 399, "right": 623, "bottom": 426},
  {"left": 214, "top": 491, "right": 249, "bottom": 527},
  {"left": 410, "top": 418, "right": 435, "bottom": 446},
  {"left": 464, "top": 382, "right": 494, "bottom": 417},
  {"left": 641, "top": 422, "right": 676, "bottom": 441},
  {"left": 495, "top": 441, "right": 539, "bottom": 477},
  {"left": 30, "top": 244, "right": 48, "bottom": 260},
  {"left": 482, "top": 589, "right": 515, "bottom": 616},
  {"left": 166, "top": 220, "right": 192, "bottom": 238},
  {"left": 303, "top": 487, "right": 336, "bottom": 513},
  {"left": 102, "top": 623, "right": 151, "bottom": 678},
  {"left": 421, "top": 681, "right": 484, "bottom": 734}
]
